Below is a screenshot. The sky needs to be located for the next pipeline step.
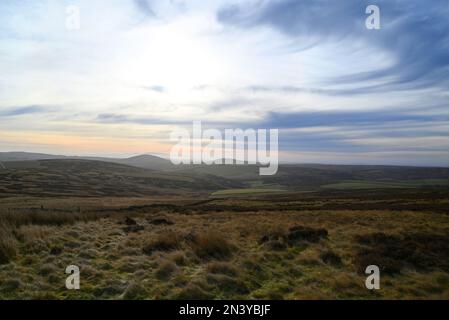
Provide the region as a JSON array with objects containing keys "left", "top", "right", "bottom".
[{"left": 0, "top": 0, "right": 449, "bottom": 166}]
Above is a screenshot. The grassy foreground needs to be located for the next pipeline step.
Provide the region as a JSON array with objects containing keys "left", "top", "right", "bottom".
[{"left": 1, "top": 192, "right": 449, "bottom": 300}]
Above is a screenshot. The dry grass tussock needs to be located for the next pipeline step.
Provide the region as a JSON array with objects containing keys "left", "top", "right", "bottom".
[{"left": 0, "top": 221, "right": 17, "bottom": 264}]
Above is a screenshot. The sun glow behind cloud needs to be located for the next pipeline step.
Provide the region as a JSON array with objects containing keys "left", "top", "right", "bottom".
[{"left": 0, "top": 0, "right": 448, "bottom": 166}]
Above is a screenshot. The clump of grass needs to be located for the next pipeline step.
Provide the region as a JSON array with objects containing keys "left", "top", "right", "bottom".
[
  {"left": 148, "top": 216, "right": 174, "bottom": 226},
  {"left": 38, "top": 263, "right": 58, "bottom": 276},
  {"left": 190, "top": 231, "right": 235, "bottom": 260},
  {"left": 142, "top": 231, "right": 181, "bottom": 255},
  {"left": 0, "top": 222, "right": 18, "bottom": 264},
  {"left": 264, "top": 240, "right": 287, "bottom": 251},
  {"left": 0, "top": 278, "right": 23, "bottom": 293},
  {"left": 206, "top": 261, "right": 239, "bottom": 277},
  {"left": 82, "top": 265, "right": 103, "bottom": 281},
  {"left": 155, "top": 260, "right": 178, "bottom": 279},
  {"left": 259, "top": 225, "right": 328, "bottom": 250},
  {"left": 49, "top": 246, "right": 63, "bottom": 255},
  {"left": 174, "top": 281, "right": 214, "bottom": 300},
  {"left": 242, "top": 255, "right": 269, "bottom": 282},
  {"left": 167, "top": 251, "right": 187, "bottom": 266},
  {"left": 78, "top": 248, "right": 99, "bottom": 259},
  {"left": 320, "top": 250, "right": 343, "bottom": 266},
  {"left": 258, "top": 226, "right": 286, "bottom": 244},
  {"left": 122, "top": 282, "right": 148, "bottom": 300},
  {"left": 206, "top": 274, "right": 250, "bottom": 295},
  {"left": 92, "top": 279, "right": 128, "bottom": 298},
  {"left": 285, "top": 225, "right": 328, "bottom": 244},
  {"left": 39, "top": 263, "right": 58, "bottom": 276}
]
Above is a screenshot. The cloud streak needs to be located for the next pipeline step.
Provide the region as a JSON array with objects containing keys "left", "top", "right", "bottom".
[
  {"left": 0, "top": 105, "right": 48, "bottom": 117},
  {"left": 218, "top": 0, "right": 449, "bottom": 92},
  {"left": 133, "top": 0, "right": 156, "bottom": 17}
]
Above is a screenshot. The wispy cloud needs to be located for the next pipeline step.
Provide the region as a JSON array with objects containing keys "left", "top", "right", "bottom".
[
  {"left": 218, "top": 0, "right": 449, "bottom": 92},
  {"left": 141, "top": 85, "right": 165, "bottom": 93},
  {"left": 0, "top": 105, "right": 48, "bottom": 117},
  {"left": 260, "top": 111, "right": 447, "bottom": 129},
  {"left": 133, "top": 0, "right": 156, "bottom": 17}
]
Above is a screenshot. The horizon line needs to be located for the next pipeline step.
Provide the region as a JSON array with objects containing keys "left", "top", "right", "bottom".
[{"left": 1, "top": 150, "right": 448, "bottom": 169}]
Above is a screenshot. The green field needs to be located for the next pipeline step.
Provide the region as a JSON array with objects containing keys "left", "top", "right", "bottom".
[
  {"left": 322, "top": 179, "right": 449, "bottom": 190},
  {"left": 211, "top": 187, "right": 287, "bottom": 197}
]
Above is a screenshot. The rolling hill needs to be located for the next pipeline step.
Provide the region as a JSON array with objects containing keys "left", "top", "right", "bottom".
[
  {"left": 0, "top": 152, "right": 175, "bottom": 172},
  {"left": 2, "top": 152, "right": 449, "bottom": 197},
  {"left": 0, "top": 152, "right": 65, "bottom": 162},
  {"left": 0, "top": 159, "right": 242, "bottom": 198}
]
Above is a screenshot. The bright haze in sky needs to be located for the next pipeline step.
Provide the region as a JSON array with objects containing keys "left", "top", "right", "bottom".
[{"left": 1, "top": 0, "right": 449, "bottom": 166}]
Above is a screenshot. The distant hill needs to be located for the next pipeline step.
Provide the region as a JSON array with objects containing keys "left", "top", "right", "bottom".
[
  {"left": 0, "top": 152, "right": 64, "bottom": 162},
  {"left": 0, "top": 152, "right": 260, "bottom": 176},
  {"left": 115, "top": 154, "right": 175, "bottom": 171},
  {"left": 0, "top": 159, "right": 242, "bottom": 198},
  {"left": 0, "top": 152, "right": 174, "bottom": 172},
  {"left": 2, "top": 152, "right": 449, "bottom": 195}
]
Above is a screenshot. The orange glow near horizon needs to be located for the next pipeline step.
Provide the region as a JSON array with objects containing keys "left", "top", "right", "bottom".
[{"left": 0, "top": 130, "right": 172, "bottom": 157}]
